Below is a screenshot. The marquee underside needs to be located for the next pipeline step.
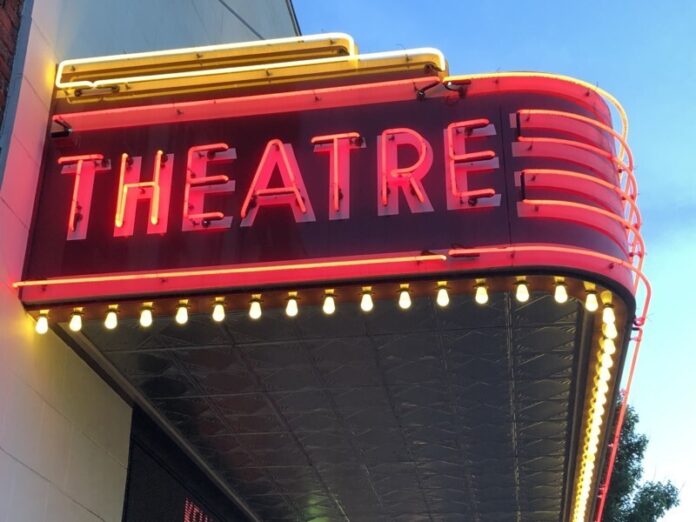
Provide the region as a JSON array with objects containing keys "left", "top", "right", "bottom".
[{"left": 61, "top": 279, "right": 612, "bottom": 521}]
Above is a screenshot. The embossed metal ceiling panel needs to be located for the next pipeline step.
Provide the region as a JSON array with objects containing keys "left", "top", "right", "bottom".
[{"left": 71, "top": 291, "right": 586, "bottom": 521}]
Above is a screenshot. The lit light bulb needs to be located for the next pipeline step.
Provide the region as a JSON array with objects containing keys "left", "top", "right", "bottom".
[
  {"left": 286, "top": 296, "right": 299, "bottom": 317},
  {"left": 475, "top": 285, "right": 489, "bottom": 305},
  {"left": 515, "top": 281, "right": 530, "bottom": 302},
  {"left": 249, "top": 299, "right": 262, "bottom": 320},
  {"left": 212, "top": 302, "right": 225, "bottom": 322},
  {"left": 360, "top": 291, "right": 374, "bottom": 312},
  {"left": 591, "top": 415, "right": 603, "bottom": 429},
  {"left": 601, "top": 352, "right": 614, "bottom": 369},
  {"left": 35, "top": 313, "right": 49, "bottom": 335},
  {"left": 436, "top": 286, "right": 449, "bottom": 307},
  {"left": 398, "top": 288, "right": 411, "bottom": 310},
  {"left": 599, "top": 366, "right": 611, "bottom": 382},
  {"left": 598, "top": 381, "right": 609, "bottom": 395},
  {"left": 602, "top": 322, "right": 618, "bottom": 340},
  {"left": 602, "top": 305, "right": 615, "bottom": 324},
  {"left": 104, "top": 309, "right": 118, "bottom": 330},
  {"left": 554, "top": 282, "right": 568, "bottom": 303},
  {"left": 323, "top": 294, "right": 336, "bottom": 315},
  {"left": 175, "top": 304, "right": 188, "bottom": 325},
  {"left": 602, "top": 338, "right": 617, "bottom": 355},
  {"left": 69, "top": 311, "right": 82, "bottom": 332},
  {"left": 140, "top": 307, "right": 153, "bottom": 328},
  {"left": 585, "top": 291, "right": 599, "bottom": 312}
]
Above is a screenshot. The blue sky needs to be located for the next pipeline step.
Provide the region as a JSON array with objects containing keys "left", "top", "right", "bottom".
[{"left": 294, "top": 1, "right": 696, "bottom": 519}]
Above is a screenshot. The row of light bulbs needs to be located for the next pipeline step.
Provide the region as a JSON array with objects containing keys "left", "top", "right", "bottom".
[
  {"left": 573, "top": 303, "right": 618, "bottom": 521},
  {"left": 34, "top": 279, "right": 606, "bottom": 334}
]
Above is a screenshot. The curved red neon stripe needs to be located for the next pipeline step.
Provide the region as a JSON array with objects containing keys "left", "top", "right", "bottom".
[
  {"left": 519, "top": 199, "right": 646, "bottom": 273},
  {"left": 520, "top": 169, "right": 642, "bottom": 228},
  {"left": 517, "top": 109, "right": 638, "bottom": 223}
]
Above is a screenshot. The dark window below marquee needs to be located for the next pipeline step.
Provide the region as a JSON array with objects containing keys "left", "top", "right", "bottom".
[{"left": 122, "top": 407, "right": 250, "bottom": 522}]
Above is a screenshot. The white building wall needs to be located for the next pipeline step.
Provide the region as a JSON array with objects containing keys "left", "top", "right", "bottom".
[{"left": 0, "top": 1, "right": 298, "bottom": 520}]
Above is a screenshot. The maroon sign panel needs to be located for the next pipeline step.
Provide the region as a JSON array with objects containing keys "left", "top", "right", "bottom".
[{"left": 20, "top": 76, "right": 632, "bottom": 303}]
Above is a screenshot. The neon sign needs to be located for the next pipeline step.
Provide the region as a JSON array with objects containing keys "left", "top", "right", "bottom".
[
  {"left": 20, "top": 74, "right": 633, "bottom": 305},
  {"left": 56, "top": 120, "right": 506, "bottom": 238}
]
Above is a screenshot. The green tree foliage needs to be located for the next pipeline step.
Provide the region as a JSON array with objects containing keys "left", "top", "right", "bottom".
[{"left": 602, "top": 400, "right": 679, "bottom": 521}]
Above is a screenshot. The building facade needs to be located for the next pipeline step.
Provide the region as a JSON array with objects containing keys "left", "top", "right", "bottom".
[
  {"left": 0, "top": 2, "right": 299, "bottom": 520},
  {"left": 1, "top": 2, "right": 648, "bottom": 522}
]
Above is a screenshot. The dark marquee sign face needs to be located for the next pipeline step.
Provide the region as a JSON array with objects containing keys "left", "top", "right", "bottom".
[{"left": 20, "top": 76, "right": 636, "bottom": 304}]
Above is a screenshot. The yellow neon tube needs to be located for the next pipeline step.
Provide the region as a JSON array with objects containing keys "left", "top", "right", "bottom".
[
  {"left": 60, "top": 48, "right": 447, "bottom": 93},
  {"left": 57, "top": 33, "right": 358, "bottom": 89}
]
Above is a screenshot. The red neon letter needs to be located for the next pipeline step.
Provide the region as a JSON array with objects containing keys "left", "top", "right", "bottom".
[
  {"left": 444, "top": 119, "right": 501, "bottom": 210},
  {"left": 377, "top": 128, "right": 433, "bottom": 216},
  {"left": 114, "top": 150, "right": 173, "bottom": 237},
  {"left": 240, "top": 139, "right": 315, "bottom": 227},
  {"left": 311, "top": 132, "right": 364, "bottom": 220},
  {"left": 183, "top": 143, "right": 236, "bottom": 231},
  {"left": 59, "top": 154, "right": 110, "bottom": 240}
]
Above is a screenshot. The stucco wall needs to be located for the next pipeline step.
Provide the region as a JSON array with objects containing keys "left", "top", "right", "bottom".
[{"left": 0, "top": 1, "right": 298, "bottom": 520}]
